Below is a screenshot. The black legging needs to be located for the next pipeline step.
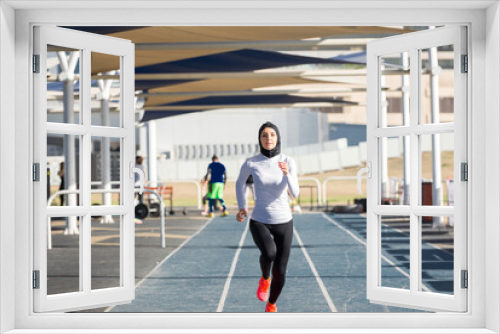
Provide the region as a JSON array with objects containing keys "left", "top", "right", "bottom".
[{"left": 249, "top": 219, "right": 293, "bottom": 304}]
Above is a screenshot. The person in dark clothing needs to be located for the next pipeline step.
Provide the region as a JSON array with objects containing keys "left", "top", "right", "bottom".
[
  {"left": 58, "top": 162, "right": 65, "bottom": 206},
  {"left": 205, "top": 155, "right": 228, "bottom": 217}
]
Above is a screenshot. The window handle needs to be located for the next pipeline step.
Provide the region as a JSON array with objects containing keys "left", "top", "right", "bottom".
[
  {"left": 357, "top": 162, "right": 372, "bottom": 195},
  {"left": 130, "top": 162, "right": 145, "bottom": 195}
]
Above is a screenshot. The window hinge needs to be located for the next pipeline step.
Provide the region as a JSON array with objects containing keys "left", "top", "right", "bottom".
[
  {"left": 461, "top": 270, "right": 468, "bottom": 289},
  {"left": 33, "top": 54, "right": 40, "bottom": 73},
  {"left": 461, "top": 163, "right": 468, "bottom": 181},
  {"left": 461, "top": 54, "right": 468, "bottom": 73},
  {"left": 33, "top": 270, "right": 40, "bottom": 289},
  {"left": 33, "top": 163, "right": 40, "bottom": 182}
]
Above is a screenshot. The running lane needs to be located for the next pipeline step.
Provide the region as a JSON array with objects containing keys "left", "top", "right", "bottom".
[
  {"left": 220, "top": 218, "right": 332, "bottom": 312},
  {"left": 110, "top": 217, "right": 242, "bottom": 312},
  {"left": 291, "top": 213, "right": 420, "bottom": 312}
]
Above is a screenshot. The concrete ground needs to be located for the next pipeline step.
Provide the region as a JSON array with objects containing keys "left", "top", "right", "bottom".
[{"left": 47, "top": 211, "right": 210, "bottom": 313}]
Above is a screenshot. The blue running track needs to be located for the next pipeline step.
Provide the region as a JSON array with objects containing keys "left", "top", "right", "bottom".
[{"left": 109, "top": 213, "right": 451, "bottom": 313}]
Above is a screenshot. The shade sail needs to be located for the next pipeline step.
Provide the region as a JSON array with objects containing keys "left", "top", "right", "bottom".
[
  {"left": 153, "top": 94, "right": 358, "bottom": 107},
  {"left": 330, "top": 50, "right": 404, "bottom": 69},
  {"left": 135, "top": 48, "right": 356, "bottom": 106},
  {"left": 142, "top": 109, "right": 205, "bottom": 121},
  {"left": 135, "top": 49, "right": 343, "bottom": 74},
  {"left": 141, "top": 94, "right": 358, "bottom": 121},
  {"left": 66, "top": 26, "right": 414, "bottom": 73},
  {"left": 76, "top": 26, "right": 413, "bottom": 44},
  {"left": 331, "top": 51, "right": 368, "bottom": 65},
  {"left": 135, "top": 79, "right": 198, "bottom": 91},
  {"left": 143, "top": 77, "right": 331, "bottom": 106},
  {"left": 60, "top": 26, "right": 416, "bottom": 121}
]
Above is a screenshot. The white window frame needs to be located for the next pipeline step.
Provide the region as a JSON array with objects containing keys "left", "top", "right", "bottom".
[
  {"left": 33, "top": 25, "right": 136, "bottom": 313},
  {"left": 366, "top": 26, "right": 468, "bottom": 312},
  {"left": 2, "top": 2, "right": 498, "bottom": 333}
]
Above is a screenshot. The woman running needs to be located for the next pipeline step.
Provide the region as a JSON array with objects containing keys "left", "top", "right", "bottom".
[{"left": 235, "top": 121, "right": 299, "bottom": 312}]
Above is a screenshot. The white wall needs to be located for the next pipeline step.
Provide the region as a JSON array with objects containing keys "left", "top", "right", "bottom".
[
  {"left": 156, "top": 134, "right": 455, "bottom": 181},
  {"left": 153, "top": 108, "right": 323, "bottom": 154},
  {"left": 0, "top": 3, "right": 16, "bottom": 333},
  {"left": 485, "top": 2, "right": 499, "bottom": 332}
]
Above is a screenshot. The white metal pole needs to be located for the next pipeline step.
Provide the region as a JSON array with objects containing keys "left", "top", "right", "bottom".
[
  {"left": 139, "top": 123, "right": 147, "bottom": 157},
  {"left": 401, "top": 52, "right": 411, "bottom": 205},
  {"left": 317, "top": 111, "right": 324, "bottom": 174},
  {"left": 428, "top": 42, "right": 443, "bottom": 228},
  {"left": 58, "top": 51, "right": 79, "bottom": 235},
  {"left": 147, "top": 121, "right": 157, "bottom": 187},
  {"left": 98, "top": 75, "right": 114, "bottom": 223}
]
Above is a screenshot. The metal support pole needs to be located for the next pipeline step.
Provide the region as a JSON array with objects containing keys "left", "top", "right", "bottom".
[
  {"left": 317, "top": 111, "right": 324, "bottom": 174},
  {"left": 138, "top": 123, "right": 147, "bottom": 157},
  {"left": 401, "top": 52, "right": 411, "bottom": 205},
  {"left": 59, "top": 51, "right": 79, "bottom": 235},
  {"left": 98, "top": 75, "right": 114, "bottom": 223},
  {"left": 147, "top": 121, "right": 157, "bottom": 188},
  {"left": 428, "top": 36, "right": 444, "bottom": 228}
]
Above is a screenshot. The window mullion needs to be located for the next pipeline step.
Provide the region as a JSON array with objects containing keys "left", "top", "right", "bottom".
[
  {"left": 409, "top": 47, "right": 420, "bottom": 294},
  {"left": 81, "top": 48, "right": 92, "bottom": 294}
]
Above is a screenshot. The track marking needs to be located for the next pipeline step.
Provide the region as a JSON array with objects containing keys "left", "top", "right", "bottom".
[
  {"left": 293, "top": 227, "right": 338, "bottom": 312},
  {"left": 104, "top": 217, "right": 216, "bottom": 312},
  {"left": 216, "top": 217, "right": 250, "bottom": 312},
  {"left": 322, "top": 213, "right": 431, "bottom": 292}
]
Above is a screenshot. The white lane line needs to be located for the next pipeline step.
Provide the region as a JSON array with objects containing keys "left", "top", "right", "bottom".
[
  {"left": 293, "top": 227, "right": 338, "bottom": 312},
  {"left": 104, "top": 217, "right": 216, "bottom": 312},
  {"left": 216, "top": 218, "right": 250, "bottom": 312},
  {"left": 322, "top": 213, "right": 431, "bottom": 292}
]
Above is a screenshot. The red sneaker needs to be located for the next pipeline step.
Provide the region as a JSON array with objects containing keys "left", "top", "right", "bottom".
[
  {"left": 256, "top": 276, "right": 271, "bottom": 301},
  {"left": 265, "top": 301, "right": 277, "bottom": 312}
]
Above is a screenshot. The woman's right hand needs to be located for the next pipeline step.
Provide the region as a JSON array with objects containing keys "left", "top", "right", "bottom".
[{"left": 236, "top": 209, "right": 247, "bottom": 223}]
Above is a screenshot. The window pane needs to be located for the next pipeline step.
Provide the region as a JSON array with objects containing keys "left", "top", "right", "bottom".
[
  {"left": 47, "top": 134, "right": 82, "bottom": 207},
  {"left": 91, "top": 52, "right": 121, "bottom": 127},
  {"left": 91, "top": 215, "right": 122, "bottom": 290},
  {"left": 420, "top": 133, "right": 454, "bottom": 207},
  {"left": 379, "top": 52, "right": 410, "bottom": 127},
  {"left": 47, "top": 216, "right": 82, "bottom": 295},
  {"left": 420, "top": 215, "right": 454, "bottom": 295},
  {"left": 47, "top": 45, "right": 81, "bottom": 124},
  {"left": 91, "top": 137, "right": 121, "bottom": 206},
  {"left": 420, "top": 45, "right": 455, "bottom": 124},
  {"left": 380, "top": 215, "right": 410, "bottom": 290},
  {"left": 380, "top": 136, "right": 410, "bottom": 205}
]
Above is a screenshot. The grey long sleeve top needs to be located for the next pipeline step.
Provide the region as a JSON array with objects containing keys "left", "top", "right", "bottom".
[{"left": 236, "top": 153, "right": 300, "bottom": 224}]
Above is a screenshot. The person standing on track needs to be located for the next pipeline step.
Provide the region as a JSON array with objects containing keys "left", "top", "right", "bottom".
[
  {"left": 205, "top": 155, "right": 228, "bottom": 218},
  {"left": 235, "top": 121, "right": 299, "bottom": 313}
]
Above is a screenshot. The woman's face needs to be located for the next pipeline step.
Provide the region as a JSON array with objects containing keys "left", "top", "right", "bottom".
[{"left": 260, "top": 127, "right": 277, "bottom": 150}]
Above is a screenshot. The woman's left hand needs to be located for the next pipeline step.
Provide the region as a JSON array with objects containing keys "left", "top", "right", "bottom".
[{"left": 279, "top": 161, "right": 289, "bottom": 176}]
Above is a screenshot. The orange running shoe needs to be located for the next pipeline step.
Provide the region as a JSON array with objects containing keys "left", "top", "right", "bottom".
[
  {"left": 265, "top": 301, "right": 277, "bottom": 313},
  {"left": 256, "top": 276, "right": 271, "bottom": 301}
]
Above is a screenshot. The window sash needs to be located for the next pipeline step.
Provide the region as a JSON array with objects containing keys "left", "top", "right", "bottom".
[
  {"left": 366, "top": 25, "right": 467, "bottom": 312},
  {"left": 33, "top": 25, "right": 136, "bottom": 313}
]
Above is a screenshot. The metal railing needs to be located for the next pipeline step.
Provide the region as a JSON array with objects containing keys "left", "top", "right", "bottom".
[
  {"left": 322, "top": 176, "right": 365, "bottom": 207},
  {"left": 145, "top": 180, "right": 202, "bottom": 209},
  {"left": 46, "top": 188, "right": 166, "bottom": 249},
  {"left": 297, "top": 177, "right": 322, "bottom": 208},
  {"left": 321, "top": 176, "right": 454, "bottom": 208}
]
